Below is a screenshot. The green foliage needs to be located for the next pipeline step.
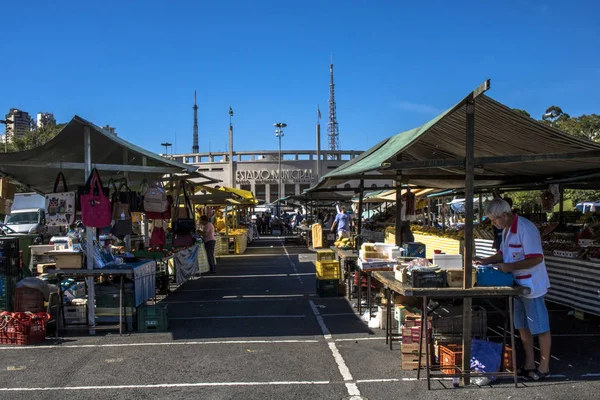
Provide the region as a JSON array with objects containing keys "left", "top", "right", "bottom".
[
  {"left": 7, "top": 122, "right": 65, "bottom": 152},
  {"left": 509, "top": 190, "right": 540, "bottom": 211},
  {"left": 563, "top": 189, "right": 600, "bottom": 205},
  {"left": 512, "top": 108, "right": 531, "bottom": 118}
]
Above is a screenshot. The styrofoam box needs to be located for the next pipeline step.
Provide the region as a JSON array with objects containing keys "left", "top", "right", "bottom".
[{"left": 432, "top": 254, "right": 463, "bottom": 270}]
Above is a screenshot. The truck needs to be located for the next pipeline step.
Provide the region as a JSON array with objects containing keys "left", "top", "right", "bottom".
[{"left": 3, "top": 193, "right": 47, "bottom": 241}]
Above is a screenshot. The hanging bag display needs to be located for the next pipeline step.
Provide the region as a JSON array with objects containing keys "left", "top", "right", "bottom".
[
  {"left": 80, "top": 169, "right": 112, "bottom": 228},
  {"left": 144, "top": 181, "right": 169, "bottom": 213},
  {"left": 172, "top": 180, "right": 195, "bottom": 247},
  {"left": 111, "top": 180, "right": 133, "bottom": 237},
  {"left": 45, "top": 172, "right": 76, "bottom": 226},
  {"left": 172, "top": 180, "right": 195, "bottom": 234}
]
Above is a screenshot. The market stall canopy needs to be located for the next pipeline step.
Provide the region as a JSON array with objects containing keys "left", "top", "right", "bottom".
[
  {"left": 309, "top": 83, "right": 600, "bottom": 190},
  {"left": 0, "top": 116, "right": 218, "bottom": 193},
  {"left": 191, "top": 185, "right": 256, "bottom": 206},
  {"left": 352, "top": 188, "right": 437, "bottom": 203}
]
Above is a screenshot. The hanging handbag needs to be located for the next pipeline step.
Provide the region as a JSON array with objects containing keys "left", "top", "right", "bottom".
[
  {"left": 111, "top": 180, "right": 133, "bottom": 237},
  {"left": 149, "top": 226, "right": 166, "bottom": 246},
  {"left": 144, "top": 181, "right": 169, "bottom": 213},
  {"left": 80, "top": 169, "right": 112, "bottom": 228},
  {"left": 172, "top": 180, "right": 195, "bottom": 234},
  {"left": 45, "top": 172, "right": 76, "bottom": 226},
  {"left": 78, "top": 171, "right": 109, "bottom": 211}
]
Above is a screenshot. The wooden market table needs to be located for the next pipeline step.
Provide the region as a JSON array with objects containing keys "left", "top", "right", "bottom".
[
  {"left": 49, "top": 260, "right": 156, "bottom": 336},
  {"left": 329, "top": 246, "right": 359, "bottom": 300},
  {"left": 372, "top": 270, "right": 529, "bottom": 389}
]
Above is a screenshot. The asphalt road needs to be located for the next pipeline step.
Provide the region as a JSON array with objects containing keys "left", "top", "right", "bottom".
[{"left": 0, "top": 237, "right": 599, "bottom": 400}]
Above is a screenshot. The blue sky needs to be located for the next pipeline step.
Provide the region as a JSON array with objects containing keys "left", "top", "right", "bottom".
[{"left": 1, "top": 0, "right": 599, "bottom": 155}]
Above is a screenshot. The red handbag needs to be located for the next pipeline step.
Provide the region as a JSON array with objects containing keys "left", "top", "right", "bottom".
[
  {"left": 172, "top": 231, "right": 194, "bottom": 247},
  {"left": 80, "top": 169, "right": 112, "bottom": 228},
  {"left": 150, "top": 227, "right": 166, "bottom": 246}
]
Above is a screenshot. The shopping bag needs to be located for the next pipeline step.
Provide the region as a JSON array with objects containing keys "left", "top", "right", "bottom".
[
  {"left": 45, "top": 172, "right": 76, "bottom": 226},
  {"left": 80, "top": 169, "right": 112, "bottom": 228},
  {"left": 172, "top": 180, "right": 195, "bottom": 234}
]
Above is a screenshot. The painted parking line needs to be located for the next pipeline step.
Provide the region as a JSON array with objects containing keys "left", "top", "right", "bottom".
[
  {"left": 198, "top": 273, "right": 313, "bottom": 279},
  {"left": 0, "top": 339, "right": 320, "bottom": 351},
  {"left": 0, "top": 380, "right": 332, "bottom": 392},
  {"left": 169, "top": 315, "right": 307, "bottom": 320}
]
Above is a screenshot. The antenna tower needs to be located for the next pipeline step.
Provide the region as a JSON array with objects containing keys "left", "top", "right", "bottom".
[
  {"left": 192, "top": 91, "right": 199, "bottom": 153},
  {"left": 327, "top": 63, "right": 340, "bottom": 159}
]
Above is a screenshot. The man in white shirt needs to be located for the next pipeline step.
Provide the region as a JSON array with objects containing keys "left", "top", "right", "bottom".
[{"left": 474, "top": 198, "right": 551, "bottom": 380}]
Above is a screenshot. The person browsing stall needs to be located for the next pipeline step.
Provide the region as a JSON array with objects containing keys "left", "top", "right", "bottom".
[
  {"left": 199, "top": 215, "right": 217, "bottom": 274},
  {"left": 474, "top": 198, "right": 551, "bottom": 380},
  {"left": 330, "top": 206, "right": 351, "bottom": 239}
]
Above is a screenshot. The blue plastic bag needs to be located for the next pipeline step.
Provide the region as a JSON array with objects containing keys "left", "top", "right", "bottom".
[{"left": 471, "top": 339, "right": 503, "bottom": 381}]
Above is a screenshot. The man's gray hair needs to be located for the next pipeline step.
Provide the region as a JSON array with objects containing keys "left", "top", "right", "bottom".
[{"left": 485, "top": 198, "right": 512, "bottom": 218}]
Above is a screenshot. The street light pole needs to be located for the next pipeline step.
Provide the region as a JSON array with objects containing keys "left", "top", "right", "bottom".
[
  {"left": 161, "top": 142, "right": 172, "bottom": 156},
  {"left": 274, "top": 123, "right": 287, "bottom": 221}
]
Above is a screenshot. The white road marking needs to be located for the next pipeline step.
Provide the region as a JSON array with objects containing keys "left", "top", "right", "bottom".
[
  {"left": 0, "top": 339, "right": 319, "bottom": 351},
  {"left": 581, "top": 373, "right": 600, "bottom": 377},
  {"left": 334, "top": 337, "right": 386, "bottom": 342},
  {"left": 282, "top": 242, "right": 303, "bottom": 284},
  {"left": 490, "top": 326, "right": 560, "bottom": 361},
  {"left": 199, "top": 273, "right": 313, "bottom": 279},
  {"left": 321, "top": 313, "right": 360, "bottom": 317},
  {"left": 169, "top": 315, "right": 306, "bottom": 320},
  {"left": 0, "top": 381, "right": 332, "bottom": 392},
  {"left": 164, "top": 295, "right": 307, "bottom": 303},
  {"left": 310, "top": 300, "right": 361, "bottom": 398},
  {"left": 356, "top": 378, "right": 452, "bottom": 382}
]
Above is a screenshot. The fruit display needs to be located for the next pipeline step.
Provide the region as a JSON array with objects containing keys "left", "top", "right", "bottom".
[{"left": 334, "top": 237, "right": 353, "bottom": 249}]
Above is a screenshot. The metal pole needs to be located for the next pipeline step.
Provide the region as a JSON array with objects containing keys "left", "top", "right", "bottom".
[
  {"left": 395, "top": 171, "right": 403, "bottom": 246},
  {"left": 84, "top": 126, "right": 96, "bottom": 334},
  {"left": 462, "top": 98, "right": 476, "bottom": 385},
  {"left": 278, "top": 133, "right": 282, "bottom": 220}
]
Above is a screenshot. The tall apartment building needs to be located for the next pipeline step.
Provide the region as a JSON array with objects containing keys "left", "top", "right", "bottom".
[
  {"left": 36, "top": 112, "right": 56, "bottom": 128},
  {"left": 4, "top": 108, "right": 32, "bottom": 142}
]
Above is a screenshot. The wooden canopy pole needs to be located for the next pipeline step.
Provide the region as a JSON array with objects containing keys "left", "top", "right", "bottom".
[
  {"left": 395, "top": 171, "right": 403, "bottom": 246},
  {"left": 356, "top": 180, "right": 364, "bottom": 250},
  {"left": 462, "top": 98, "right": 476, "bottom": 385}
]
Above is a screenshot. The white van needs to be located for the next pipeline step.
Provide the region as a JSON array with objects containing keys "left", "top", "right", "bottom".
[{"left": 575, "top": 201, "right": 600, "bottom": 214}]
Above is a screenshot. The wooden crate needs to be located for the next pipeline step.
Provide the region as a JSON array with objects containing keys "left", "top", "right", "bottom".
[
  {"left": 446, "top": 269, "right": 478, "bottom": 287},
  {"left": 413, "top": 234, "right": 463, "bottom": 259}
]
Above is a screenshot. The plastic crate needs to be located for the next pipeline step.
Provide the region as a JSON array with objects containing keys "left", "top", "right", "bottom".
[
  {"left": 410, "top": 270, "right": 447, "bottom": 288},
  {"left": 475, "top": 266, "right": 514, "bottom": 287},
  {"left": 439, "top": 343, "right": 513, "bottom": 374},
  {"left": 432, "top": 308, "right": 487, "bottom": 339},
  {"left": 0, "top": 316, "right": 46, "bottom": 345},
  {"left": 137, "top": 303, "right": 168, "bottom": 333},
  {"left": 0, "top": 238, "right": 19, "bottom": 254},
  {"left": 0, "top": 255, "right": 19, "bottom": 276},
  {"left": 316, "top": 279, "right": 340, "bottom": 297},
  {"left": 0, "top": 275, "right": 18, "bottom": 311},
  {"left": 13, "top": 287, "right": 45, "bottom": 313},
  {"left": 315, "top": 260, "right": 340, "bottom": 280},
  {"left": 316, "top": 250, "right": 336, "bottom": 261},
  {"left": 403, "top": 242, "right": 426, "bottom": 258},
  {"left": 63, "top": 304, "right": 87, "bottom": 325}
]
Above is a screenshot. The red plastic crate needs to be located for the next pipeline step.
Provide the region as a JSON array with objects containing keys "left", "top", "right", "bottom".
[
  {"left": 0, "top": 314, "right": 47, "bottom": 345},
  {"left": 439, "top": 343, "right": 513, "bottom": 374}
]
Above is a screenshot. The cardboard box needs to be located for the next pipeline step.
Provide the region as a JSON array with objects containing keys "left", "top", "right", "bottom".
[
  {"left": 49, "top": 251, "right": 83, "bottom": 269},
  {"left": 0, "top": 178, "right": 16, "bottom": 200}
]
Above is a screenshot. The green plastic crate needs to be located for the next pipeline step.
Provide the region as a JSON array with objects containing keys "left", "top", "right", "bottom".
[
  {"left": 137, "top": 303, "right": 168, "bottom": 333},
  {"left": 316, "top": 279, "right": 341, "bottom": 297}
]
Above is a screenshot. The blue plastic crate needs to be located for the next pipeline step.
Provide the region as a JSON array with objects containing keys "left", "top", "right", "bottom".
[
  {"left": 476, "top": 266, "right": 514, "bottom": 286},
  {"left": 403, "top": 242, "right": 426, "bottom": 258}
]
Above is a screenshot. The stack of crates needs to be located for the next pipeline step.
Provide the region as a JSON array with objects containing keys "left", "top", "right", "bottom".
[
  {"left": 400, "top": 316, "right": 432, "bottom": 370},
  {"left": 0, "top": 238, "right": 20, "bottom": 277},
  {"left": 137, "top": 303, "right": 168, "bottom": 332},
  {"left": 315, "top": 250, "right": 341, "bottom": 297}
]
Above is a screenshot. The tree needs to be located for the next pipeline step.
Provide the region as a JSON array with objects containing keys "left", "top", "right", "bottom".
[
  {"left": 555, "top": 114, "right": 600, "bottom": 142},
  {"left": 512, "top": 108, "right": 531, "bottom": 118},
  {"left": 564, "top": 189, "right": 600, "bottom": 205},
  {"left": 8, "top": 121, "right": 65, "bottom": 152}
]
